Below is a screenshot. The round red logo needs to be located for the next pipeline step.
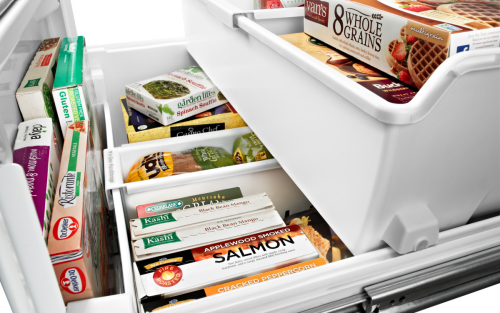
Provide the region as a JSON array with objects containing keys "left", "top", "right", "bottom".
[
  {"left": 60, "top": 267, "right": 86, "bottom": 294},
  {"left": 153, "top": 265, "right": 183, "bottom": 287},
  {"left": 53, "top": 216, "right": 79, "bottom": 240}
]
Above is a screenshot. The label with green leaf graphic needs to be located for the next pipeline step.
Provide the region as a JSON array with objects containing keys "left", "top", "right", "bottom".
[
  {"left": 24, "top": 78, "right": 41, "bottom": 88},
  {"left": 140, "top": 213, "right": 177, "bottom": 229},
  {"left": 143, "top": 232, "right": 181, "bottom": 249}
]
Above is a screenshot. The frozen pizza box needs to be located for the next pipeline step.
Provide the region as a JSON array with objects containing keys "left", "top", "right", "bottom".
[
  {"left": 13, "top": 118, "right": 60, "bottom": 243},
  {"left": 15, "top": 37, "right": 64, "bottom": 151},
  {"left": 134, "top": 225, "right": 319, "bottom": 300},
  {"left": 132, "top": 210, "right": 285, "bottom": 262},
  {"left": 281, "top": 32, "right": 418, "bottom": 103},
  {"left": 140, "top": 258, "right": 326, "bottom": 312},
  {"left": 304, "top": 0, "right": 500, "bottom": 89},
  {"left": 120, "top": 96, "right": 247, "bottom": 143},
  {"left": 130, "top": 193, "right": 274, "bottom": 240},
  {"left": 136, "top": 187, "right": 243, "bottom": 218},
  {"left": 125, "top": 67, "right": 228, "bottom": 126}
]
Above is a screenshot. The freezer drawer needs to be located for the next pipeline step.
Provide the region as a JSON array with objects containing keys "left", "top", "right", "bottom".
[{"left": 182, "top": 0, "right": 500, "bottom": 255}]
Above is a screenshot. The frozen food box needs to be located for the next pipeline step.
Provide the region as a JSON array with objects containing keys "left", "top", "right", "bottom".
[
  {"left": 284, "top": 206, "right": 353, "bottom": 263},
  {"left": 125, "top": 67, "right": 228, "bottom": 126},
  {"left": 120, "top": 96, "right": 247, "bottom": 143},
  {"left": 141, "top": 258, "right": 326, "bottom": 311},
  {"left": 131, "top": 193, "right": 274, "bottom": 240},
  {"left": 136, "top": 187, "right": 243, "bottom": 218},
  {"left": 304, "top": 0, "right": 500, "bottom": 89},
  {"left": 15, "top": 37, "right": 63, "bottom": 151},
  {"left": 52, "top": 36, "right": 105, "bottom": 184},
  {"left": 13, "top": 118, "right": 60, "bottom": 243},
  {"left": 135, "top": 225, "right": 319, "bottom": 299},
  {"left": 132, "top": 210, "right": 285, "bottom": 262},
  {"left": 47, "top": 121, "right": 112, "bottom": 304},
  {"left": 280, "top": 32, "right": 418, "bottom": 103}
]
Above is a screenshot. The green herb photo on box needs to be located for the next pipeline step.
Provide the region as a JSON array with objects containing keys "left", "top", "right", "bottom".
[{"left": 233, "top": 132, "right": 274, "bottom": 164}]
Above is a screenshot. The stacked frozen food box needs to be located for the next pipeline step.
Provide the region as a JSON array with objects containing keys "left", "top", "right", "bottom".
[
  {"left": 304, "top": 0, "right": 500, "bottom": 88},
  {"left": 129, "top": 191, "right": 337, "bottom": 311}
]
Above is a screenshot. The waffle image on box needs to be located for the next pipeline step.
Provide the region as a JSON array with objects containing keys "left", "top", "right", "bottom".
[
  {"left": 13, "top": 118, "right": 60, "bottom": 243},
  {"left": 125, "top": 67, "right": 228, "bottom": 126},
  {"left": 132, "top": 209, "right": 285, "bottom": 262},
  {"left": 135, "top": 225, "right": 319, "bottom": 299},
  {"left": 304, "top": 0, "right": 500, "bottom": 89},
  {"left": 16, "top": 38, "right": 64, "bottom": 151}
]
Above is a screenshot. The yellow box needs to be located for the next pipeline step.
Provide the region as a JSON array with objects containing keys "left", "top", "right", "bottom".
[{"left": 120, "top": 96, "right": 247, "bottom": 143}]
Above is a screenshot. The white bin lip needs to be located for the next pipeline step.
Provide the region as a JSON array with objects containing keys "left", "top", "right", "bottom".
[
  {"left": 201, "top": 0, "right": 304, "bottom": 29},
  {"left": 232, "top": 15, "right": 500, "bottom": 125},
  {"left": 103, "top": 127, "right": 282, "bottom": 194}
]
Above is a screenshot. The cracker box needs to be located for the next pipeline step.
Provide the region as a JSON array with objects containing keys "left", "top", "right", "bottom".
[
  {"left": 280, "top": 33, "right": 417, "bottom": 103},
  {"left": 13, "top": 118, "right": 60, "bottom": 243},
  {"left": 125, "top": 67, "right": 228, "bottom": 126},
  {"left": 134, "top": 225, "right": 319, "bottom": 299},
  {"left": 120, "top": 96, "right": 247, "bottom": 143},
  {"left": 141, "top": 258, "right": 326, "bottom": 311},
  {"left": 47, "top": 121, "right": 112, "bottom": 304},
  {"left": 136, "top": 187, "right": 243, "bottom": 218},
  {"left": 132, "top": 210, "right": 285, "bottom": 262},
  {"left": 15, "top": 38, "right": 64, "bottom": 150},
  {"left": 131, "top": 193, "right": 274, "bottom": 240},
  {"left": 304, "top": 0, "right": 500, "bottom": 89}
]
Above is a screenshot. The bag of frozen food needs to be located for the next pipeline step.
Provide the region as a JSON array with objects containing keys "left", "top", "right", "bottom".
[
  {"left": 233, "top": 132, "right": 274, "bottom": 164},
  {"left": 126, "top": 147, "right": 236, "bottom": 183}
]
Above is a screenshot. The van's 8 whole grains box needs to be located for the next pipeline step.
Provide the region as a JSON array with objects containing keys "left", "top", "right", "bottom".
[
  {"left": 304, "top": 0, "right": 500, "bottom": 89},
  {"left": 13, "top": 118, "right": 60, "bottom": 243},
  {"left": 47, "top": 121, "right": 113, "bottom": 304},
  {"left": 125, "top": 67, "right": 228, "bottom": 126},
  {"left": 15, "top": 37, "right": 63, "bottom": 150},
  {"left": 135, "top": 225, "right": 319, "bottom": 299}
]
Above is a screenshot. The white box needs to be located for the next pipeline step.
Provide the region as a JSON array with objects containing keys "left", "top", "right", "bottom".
[{"left": 125, "top": 67, "right": 228, "bottom": 126}]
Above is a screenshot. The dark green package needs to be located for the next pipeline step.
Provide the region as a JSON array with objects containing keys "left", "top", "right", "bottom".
[
  {"left": 233, "top": 132, "right": 274, "bottom": 164},
  {"left": 192, "top": 147, "right": 237, "bottom": 170}
]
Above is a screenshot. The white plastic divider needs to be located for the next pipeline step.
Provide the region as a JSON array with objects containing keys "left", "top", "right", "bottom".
[{"left": 104, "top": 126, "right": 312, "bottom": 221}]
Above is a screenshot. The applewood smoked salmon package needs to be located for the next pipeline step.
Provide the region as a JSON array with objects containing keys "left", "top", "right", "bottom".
[
  {"left": 134, "top": 225, "right": 319, "bottom": 302},
  {"left": 47, "top": 121, "right": 113, "bottom": 304}
]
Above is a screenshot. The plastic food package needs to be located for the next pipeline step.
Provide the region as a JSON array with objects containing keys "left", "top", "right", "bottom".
[
  {"left": 126, "top": 147, "right": 236, "bottom": 183},
  {"left": 233, "top": 132, "right": 274, "bottom": 164}
]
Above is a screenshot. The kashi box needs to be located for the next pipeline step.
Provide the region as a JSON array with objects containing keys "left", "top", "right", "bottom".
[
  {"left": 125, "top": 67, "right": 228, "bottom": 126},
  {"left": 13, "top": 118, "right": 60, "bottom": 243},
  {"left": 134, "top": 225, "right": 319, "bottom": 300},
  {"left": 120, "top": 96, "right": 247, "bottom": 143},
  {"left": 16, "top": 37, "right": 64, "bottom": 150},
  {"left": 304, "top": 0, "right": 500, "bottom": 89},
  {"left": 47, "top": 121, "right": 112, "bottom": 304},
  {"left": 132, "top": 209, "right": 285, "bottom": 262},
  {"left": 280, "top": 32, "right": 417, "bottom": 103}
]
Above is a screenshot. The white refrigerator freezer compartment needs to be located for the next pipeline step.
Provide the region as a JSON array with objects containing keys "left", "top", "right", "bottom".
[
  {"left": 182, "top": 0, "right": 500, "bottom": 255},
  {"left": 104, "top": 126, "right": 311, "bottom": 221}
]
